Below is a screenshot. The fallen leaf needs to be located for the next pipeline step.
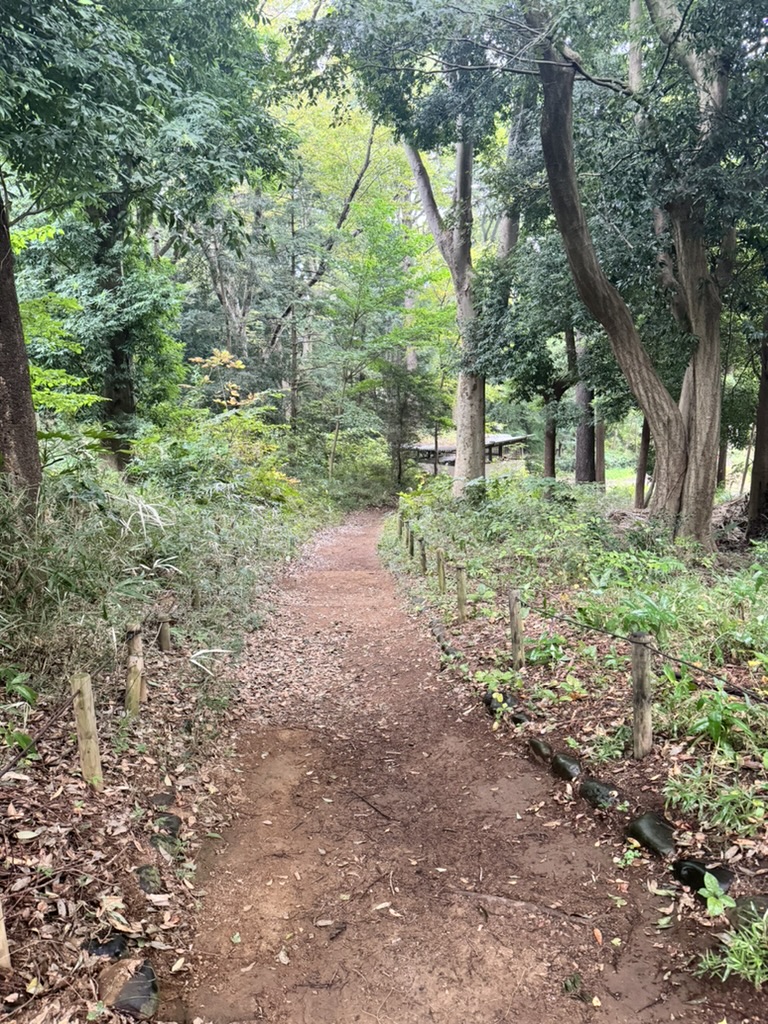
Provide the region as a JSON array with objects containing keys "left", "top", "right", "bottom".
[{"left": 593, "top": 927, "right": 603, "bottom": 946}]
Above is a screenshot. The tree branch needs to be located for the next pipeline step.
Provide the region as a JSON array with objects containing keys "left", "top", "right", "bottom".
[
  {"left": 268, "top": 122, "right": 376, "bottom": 348},
  {"left": 403, "top": 144, "right": 453, "bottom": 269}
]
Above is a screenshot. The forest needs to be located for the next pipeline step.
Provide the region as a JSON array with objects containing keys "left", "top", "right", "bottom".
[{"left": 1, "top": 0, "right": 768, "bottom": 1021}]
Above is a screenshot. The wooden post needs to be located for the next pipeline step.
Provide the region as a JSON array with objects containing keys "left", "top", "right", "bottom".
[
  {"left": 456, "top": 565, "right": 467, "bottom": 623},
  {"left": 0, "top": 899, "right": 10, "bottom": 971},
  {"left": 191, "top": 586, "right": 201, "bottom": 610},
  {"left": 70, "top": 673, "right": 103, "bottom": 791},
  {"left": 418, "top": 537, "right": 427, "bottom": 574},
  {"left": 158, "top": 617, "right": 172, "bottom": 653},
  {"left": 408, "top": 527, "right": 415, "bottom": 559},
  {"left": 436, "top": 548, "right": 446, "bottom": 594},
  {"left": 631, "top": 632, "right": 653, "bottom": 758},
  {"left": 125, "top": 624, "right": 144, "bottom": 713},
  {"left": 397, "top": 512, "right": 404, "bottom": 539},
  {"left": 509, "top": 588, "right": 525, "bottom": 670}
]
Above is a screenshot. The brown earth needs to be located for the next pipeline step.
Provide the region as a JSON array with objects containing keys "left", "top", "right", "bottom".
[{"left": 167, "top": 511, "right": 763, "bottom": 1024}]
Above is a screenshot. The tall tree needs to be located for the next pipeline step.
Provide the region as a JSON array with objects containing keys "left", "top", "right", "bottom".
[
  {"left": 522, "top": 0, "right": 766, "bottom": 540},
  {"left": 294, "top": 8, "right": 520, "bottom": 493}
]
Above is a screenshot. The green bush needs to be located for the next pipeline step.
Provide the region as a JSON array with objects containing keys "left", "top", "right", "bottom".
[{"left": 0, "top": 420, "right": 323, "bottom": 694}]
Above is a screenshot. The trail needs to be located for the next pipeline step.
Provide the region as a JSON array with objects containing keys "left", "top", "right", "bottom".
[{"left": 168, "top": 511, "right": 751, "bottom": 1024}]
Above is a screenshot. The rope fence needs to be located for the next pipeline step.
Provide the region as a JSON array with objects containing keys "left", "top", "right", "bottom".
[{"left": 397, "top": 514, "right": 768, "bottom": 761}]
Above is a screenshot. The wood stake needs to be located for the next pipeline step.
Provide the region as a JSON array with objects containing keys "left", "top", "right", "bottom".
[
  {"left": 125, "top": 624, "right": 144, "bottom": 713},
  {"left": 456, "top": 565, "right": 468, "bottom": 623},
  {"left": 408, "top": 526, "right": 415, "bottom": 559},
  {"left": 397, "top": 512, "right": 404, "bottom": 539},
  {"left": 70, "top": 672, "right": 103, "bottom": 791},
  {"left": 0, "top": 900, "right": 10, "bottom": 972},
  {"left": 509, "top": 588, "right": 525, "bottom": 670},
  {"left": 158, "top": 618, "right": 172, "bottom": 653},
  {"left": 631, "top": 632, "right": 653, "bottom": 758},
  {"left": 419, "top": 537, "right": 427, "bottom": 574},
  {"left": 436, "top": 548, "right": 446, "bottom": 594}
]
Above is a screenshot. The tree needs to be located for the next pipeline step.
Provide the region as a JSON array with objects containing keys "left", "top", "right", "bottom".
[
  {"left": 294, "top": 7, "right": 520, "bottom": 494},
  {"left": 0, "top": 195, "right": 39, "bottom": 496},
  {"left": 304, "top": 0, "right": 767, "bottom": 540},
  {"left": 0, "top": 0, "right": 149, "bottom": 494},
  {"left": 522, "top": 0, "right": 766, "bottom": 541},
  {"left": 0, "top": 0, "right": 283, "bottom": 485},
  {"left": 748, "top": 317, "right": 768, "bottom": 537}
]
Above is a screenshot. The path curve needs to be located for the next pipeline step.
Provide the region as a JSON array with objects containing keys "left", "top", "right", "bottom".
[{"left": 172, "top": 512, "right": 752, "bottom": 1024}]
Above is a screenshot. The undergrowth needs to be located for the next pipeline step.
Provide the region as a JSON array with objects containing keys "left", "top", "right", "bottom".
[
  {"left": 0, "top": 408, "right": 395, "bottom": 725},
  {"left": 388, "top": 471, "right": 768, "bottom": 988},
  {"left": 398, "top": 473, "right": 768, "bottom": 671}
]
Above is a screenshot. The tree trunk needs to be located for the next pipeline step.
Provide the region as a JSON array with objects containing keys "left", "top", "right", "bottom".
[
  {"left": 289, "top": 314, "right": 299, "bottom": 429},
  {"left": 717, "top": 440, "right": 727, "bottom": 489},
  {"left": 0, "top": 195, "right": 42, "bottom": 500},
  {"left": 90, "top": 203, "right": 136, "bottom": 468},
  {"left": 544, "top": 406, "right": 557, "bottom": 478},
  {"left": 328, "top": 374, "right": 347, "bottom": 481},
  {"left": 404, "top": 136, "right": 486, "bottom": 496},
  {"left": 668, "top": 200, "right": 722, "bottom": 541},
  {"left": 574, "top": 339, "right": 596, "bottom": 483},
  {"left": 595, "top": 418, "right": 606, "bottom": 489},
  {"left": 531, "top": 41, "right": 717, "bottom": 543},
  {"left": 635, "top": 417, "right": 651, "bottom": 509},
  {"left": 454, "top": 369, "right": 485, "bottom": 490},
  {"left": 747, "top": 318, "right": 768, "bottom": 538}
]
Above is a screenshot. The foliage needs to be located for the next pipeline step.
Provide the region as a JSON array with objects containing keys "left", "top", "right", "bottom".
[
  {"left": 0, "top": 419, "right": 323, "bottom": 690},
  {"left": 698, "top": 873, "right": 737, "bottom": 920},
  {"left": 663, "top": 763, "right": 767, "bottom": 837},
  {"left": 0, "top": 665, "right": 37, "bottom": 754},
  {"left": 698, "top": 915, "right": 768, "bottom": 990}
]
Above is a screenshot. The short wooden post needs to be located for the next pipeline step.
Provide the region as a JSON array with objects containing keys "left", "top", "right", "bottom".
[
  {"left": 158, "top": 617, "right": 172, "bottom": 653},
  {"left": 125, "top": 624, "right": 144, "bottom": 713},
  {"left": 456, "top": 565, "right": 467, "bottom": 623},
  {"left": 631, "top": 632, "right": 653, "bottom": 758},
  {"left": 509, "top": 588, "right": 525, "bottom": 670},
  {"left": 436, "top": 549, "right": 446, "bottom": 594},
  {"left": 408, "top": 527, "right": 415, "bottom": 559},
  {"left": 418, "top": 537, "right": 427, "bottom": 574},
  {"left": 397, "top": 512, "right": 404, "bottom": 539},
  {"left": 0, "top": 899, "right": 10, "bottom": 971},
  {"left": 191, "top": 586, "right": 202, "bottom": 611},
  {"left": 70, "top": 673, "right": 103, "bottom": 791}
]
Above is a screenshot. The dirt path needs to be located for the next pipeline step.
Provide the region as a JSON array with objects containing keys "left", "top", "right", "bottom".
[{"left": 169, "top": 512, "right": 757, "bottom": 1024}]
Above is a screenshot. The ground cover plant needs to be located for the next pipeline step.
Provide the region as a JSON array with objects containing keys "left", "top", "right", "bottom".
[{"left": 387, "top": 471, "right": 768, "bottom": 988}]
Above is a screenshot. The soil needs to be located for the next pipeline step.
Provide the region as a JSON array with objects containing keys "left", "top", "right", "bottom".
[{"left": 167, "top": 511, "right": 764, "bottom": 1024}]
